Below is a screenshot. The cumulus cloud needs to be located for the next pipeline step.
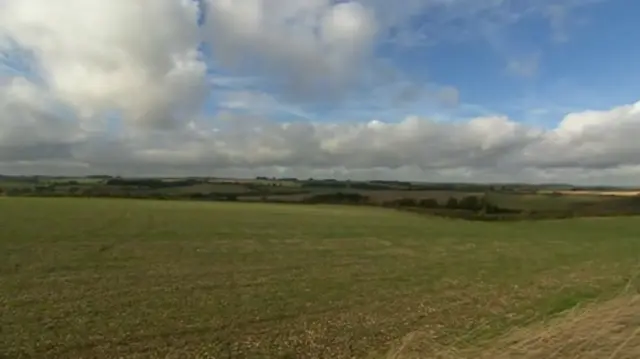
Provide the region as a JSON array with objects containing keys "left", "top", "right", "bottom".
[
  {"left": 4, "top": 85, "right": 640, "bottom": 184},
  {"left": 0, "top": 0, "right": 637, "bottom": 185},
  {"left": 0, "top": 77, "right": 83, "bottom": 161},
  {"left": 0, "top": 0, "right": 207, "bottom": 129},
  {"left": 205, "top": 0, "right": 378, "bottom": 101},
  {"left": 216, "top": 90, "right": 314, "bottom": 119},
  {"left": 523, "top": 102, "right": 640, "bottom": 169}
]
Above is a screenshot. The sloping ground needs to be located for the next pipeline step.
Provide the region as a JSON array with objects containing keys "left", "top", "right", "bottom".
[
  {"left": 4, "top": 198, "right": 640, "bottom": 358},
  {"left": 388, "top": 295, "right": 640, "bottom": 359},
  {"left": 475, "top": 295, "right": 640, "bottom": 359}
]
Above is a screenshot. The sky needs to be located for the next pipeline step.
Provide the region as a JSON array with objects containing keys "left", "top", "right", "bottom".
[{"left": 1, "top": 0, "right": 640, "bottom": 185}]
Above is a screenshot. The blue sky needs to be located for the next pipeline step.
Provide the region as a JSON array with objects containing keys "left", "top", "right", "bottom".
[
  {"left": 208, "top": 0, "right": 640, "bottom": 127},
  {"left": 2, "top": 0, "right": 640, "bottom": 184}
]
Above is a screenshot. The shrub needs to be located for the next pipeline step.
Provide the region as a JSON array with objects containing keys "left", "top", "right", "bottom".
[
  {"left": 458, "top": 196, "right": 482, "bottom": 211},
  {"left": 445, "top": 197, "right": 459, "bottom": 209},
  {"left": 304, "top": 192, "right": 369, "bottom": 204},
  {"left": 419, "top": 198, "right": 439, "bottom": 208},
  {"left": 394, "top": 198, "right": 417, "bottom": 207}
]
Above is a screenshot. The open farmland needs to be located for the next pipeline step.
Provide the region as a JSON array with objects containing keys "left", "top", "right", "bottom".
[
  {"left": 484, "top": 192, "right": 616, "bottom": 212},
  {"left": 550, "top": 190, "right": 640, "bottom": 197},
  {"left": 2, "top": 198, "right": 640, "bottom": 359}
]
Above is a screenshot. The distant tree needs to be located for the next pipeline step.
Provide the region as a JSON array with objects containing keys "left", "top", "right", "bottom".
[
  {"left": 458, "top": 196, "right": 481, "bottom": 211},
  {"left": 445, "top": 197, "right": 459, "bottom": 209},
  {"left": 304, "top": 192, "right": 369, "bottom": 204},
  {"left": 419, "top": 198, "right": 439, "bottom": 208},
  {"left": 395, "top": 198, "right": 417, "bottom": 207}
]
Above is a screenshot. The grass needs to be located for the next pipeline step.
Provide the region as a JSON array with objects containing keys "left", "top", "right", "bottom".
[
  {"left": 0, "top": 180, "right": 37, "bottom": 189},
  {"left": 485, "top": 192, "right": 614, "bottom": 211},
  {"left": 1, "top": 198, "right": 640, "bottom": 359},
  {"left": 361, "top": 190, "right": 484, "bottom": 204},
  {"left": 166, "top": 183, "right": 255, "bottom": 194},
  {"left": 388, "top": 294, "right": 640, "bottom": 359},
  {"left": 464, "top": 295, "right": 640, "bottom": 359}
]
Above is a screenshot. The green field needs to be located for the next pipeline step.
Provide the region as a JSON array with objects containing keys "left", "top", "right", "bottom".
[
  {"left": 1, "top": 198, "right": 639, "bottom": 358},
  {"left": 485, "top": 192, "right": 618, "bottom": 211}
]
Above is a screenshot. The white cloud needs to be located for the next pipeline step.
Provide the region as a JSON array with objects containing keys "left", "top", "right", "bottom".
[
  {"left": 523, "top": 102, "right": 640, "bottom": 169},
  {"left": 218, "top": 90, "right": 314, "bottom": 119},
  {"left": 0, "top": 0, "right": 207, "bottom": 129},
  {"left": 0, "top": 77, "right": 83, "bottom": 160},
  {"left": 0, "top": 0, "right": 636, "bottom": 185},
  {"left": 203, "top": 0, "right": 591, "bottom": 101},
  {"left": 3, "top": 85, "right": 640, "bottom": 184},
  {"left": 204, "top": 0, "right": 378, "bottom": 101}
]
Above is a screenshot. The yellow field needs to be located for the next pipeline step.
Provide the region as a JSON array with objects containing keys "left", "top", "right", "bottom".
[{"left": 542, "top": 190, "right": 640, "bottom": 197}]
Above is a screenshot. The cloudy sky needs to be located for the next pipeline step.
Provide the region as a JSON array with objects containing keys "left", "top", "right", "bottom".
[{"left": 1, "top": 0, "right": 640, "bottom": 184}]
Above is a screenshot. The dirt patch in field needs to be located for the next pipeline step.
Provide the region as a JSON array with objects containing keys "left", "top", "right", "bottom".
[{"left": 387, "top": 295, "right": 640, "bottom": 359}]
